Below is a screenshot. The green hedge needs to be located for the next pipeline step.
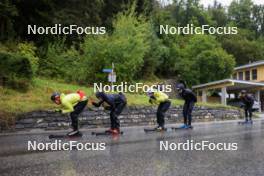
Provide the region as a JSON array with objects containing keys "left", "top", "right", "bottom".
[{"left": 0, "top": 52, "right": 33, "bottom": 89}]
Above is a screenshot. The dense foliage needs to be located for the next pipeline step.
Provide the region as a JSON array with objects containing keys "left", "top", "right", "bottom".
[
  {"left": 0, "top": 0, "right": 264, "bottom": 88},
  {"left": 0, "top": 52, "right": 33, "bottom": 89}
]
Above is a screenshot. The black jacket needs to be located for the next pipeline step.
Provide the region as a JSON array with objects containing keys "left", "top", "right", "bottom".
[
  {"left": 179, "top": 89, "right": 197, "bottom": 103},
  {"left": 241, "top": 94, "right": 254, "bottom": 106},
  {"left": 93, "top": 92, "right": 126, "bottom": 109}
]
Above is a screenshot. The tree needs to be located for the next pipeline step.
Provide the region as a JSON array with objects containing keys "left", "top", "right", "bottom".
[
  {"left": 195, "top": 49, "right": 235, "bottom": 84},
  {"left": 208, "top": 1, "right": 228, "bottom": 26},
  {"left": 81, "top": 8, "right": 152, "bottom": 83},
  {"left": 228, "top": 0, "right": 254, "bottom": 29},
  {"left": 0, "top": 0, "right": 18, "bottom": 40},
  {"left": 170, "top": 0, "right": 213, "bottom": 26},
  {"left": 219, "top": 32, "right": 264, "bottom": 65},
  {"left": 174, "top": 35, "right": 234, "bottom": 86},
  {"left": 252, "top": 4, "right": 264, "bottom": 37}
]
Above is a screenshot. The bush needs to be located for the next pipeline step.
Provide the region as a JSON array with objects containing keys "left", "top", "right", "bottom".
[
  {"left": 0, "top": 52, "right": 33, "bottom": 89},
  {"left": 17, "top": 42, "right": 39, "bottom": 76},
  {"left": 38, "top": 38, "right": 66, "bottom": 78},
  {"left": 38, "top": 38, "right": 83, "bottom": 83}
]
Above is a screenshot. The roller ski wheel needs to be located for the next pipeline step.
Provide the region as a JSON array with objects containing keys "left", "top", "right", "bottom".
[
  {"left": 49, "top": 131, "right": 83, "bottom": 139},
  {"left": 144, "top": 127, "right": 167, "bottom": 133},
  {"left": 91, "top": 130, "right": 123, "bottom": 136}
]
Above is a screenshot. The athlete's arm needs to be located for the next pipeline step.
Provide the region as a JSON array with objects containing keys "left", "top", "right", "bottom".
[
  {"left": 61, "top": 101, "right": 74, "bottom": 113},
  {"left": 92, "top": 100, "right": 103, "bottom": 107}
]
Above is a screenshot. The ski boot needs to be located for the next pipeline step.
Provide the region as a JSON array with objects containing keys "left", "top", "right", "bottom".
[
  {"left": 238, "top": 119, "right": 252, "bottom": 125},
  {"left": 110, "top": 128, "right": 121, "bottom": 135},
  {"left": 155, "top": 126, "right": 166, "bottom": 132},
  {"left": 179, "top": 124, "right": 189, "bottom": 129},
  {"left": 247, "top": 119, "right": 253, "bottom": 124},
  {"left": 187, "top": 125, "right": 193, "bottom": 129}
]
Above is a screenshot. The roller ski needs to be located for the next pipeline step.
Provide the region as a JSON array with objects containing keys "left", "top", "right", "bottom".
[
  {"left": 144, "top": 126, "right": 167, "bottom": 133},
  {"left": 91, "top": 128, "right": 123, "bottom": 136},
  {"left": 49, "top": 131, "right": 83, "bottom": 139},
  {"left": 238, "top": 120, "right": 253, "bottom": 125},
  {"left": 172, "top": 124, "right": 193, "bottom": 130}
]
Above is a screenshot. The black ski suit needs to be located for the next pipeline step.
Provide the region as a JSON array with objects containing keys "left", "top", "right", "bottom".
[
  {"left": 93, "top": 93, "right": 127, "bottom": 129},
  {"left": 241, "top": 94, "right": 254, "bottom": 121},
  {"left": 179, "top": 89, "right": 197, "bottom": 126}
]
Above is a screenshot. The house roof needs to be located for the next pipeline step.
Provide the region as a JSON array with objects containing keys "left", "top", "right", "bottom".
[
  {"left": 234, "top": 60, "right": 264, "bottom": 70},
  {"left": 192, "top": 79, "right": 264, "bottom": 91}
]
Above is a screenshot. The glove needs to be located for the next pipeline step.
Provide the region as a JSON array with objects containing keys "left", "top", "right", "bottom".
[
  {"left": 150, "top": 95, "right": 156, "bottom": 100},
  {"left": 92, "top": 102, "right": 100, "bottom": 107},
  {"left": 54, "top": 109, "right": 62, "bottom": 113},
  {"left": 240, "top": 103, "right": 245, "bottom": 108}
]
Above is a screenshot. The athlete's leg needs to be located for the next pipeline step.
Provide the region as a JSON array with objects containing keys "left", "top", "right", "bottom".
[
  {"left": 110, "top": 110, "right": 116, "bottom": 129},
  {"left": 244, "top": 107, "right": 249, "bottom": 121},
  {"left": 187, "top": 101, "right": 194, "bottom": 126},
  {"left": 157, "top": 103, "right": 163, "bottom": 127},
  {"left": 70, "top": 100, "right": 88, "bottom": 130},
  {"left": 183, "top": 102, "right": 189, "bottom": 125},
  {"left": 113, "top": 101, "right": 126, "bottom": 129},
  {"left": 248, "top": 105, "right": 253, "bottom": 121}
]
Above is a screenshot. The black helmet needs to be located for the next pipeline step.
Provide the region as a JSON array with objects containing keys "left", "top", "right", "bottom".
[
  {"left": 176, "top": 83, "right": 185, "bottom": 91},
  {"left": 51, "top": 92, "right": 60, "bottom": 101},
  {"left": 95, "top": 91, "right": 105, "bottom": 98}
]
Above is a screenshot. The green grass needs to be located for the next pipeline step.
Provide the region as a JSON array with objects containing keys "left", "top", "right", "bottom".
[
  {"left": 0, "top": 78, "right": 233, "bottom": 119},
  {"left": 0, "top": 78, "right": 154, "bottom": 116}
]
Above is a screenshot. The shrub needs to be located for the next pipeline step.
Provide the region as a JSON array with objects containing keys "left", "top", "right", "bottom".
[
  {"left": 0, "top": 52, "right": 33, "bottom": 89},
  {"left": 17, "top": 42, "right": 39, "bottom": 76}
]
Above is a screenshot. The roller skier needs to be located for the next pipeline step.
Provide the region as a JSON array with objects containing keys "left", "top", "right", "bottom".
[
  {"left": 176, "top": 83, "right": 197, "bottom": 129},
  {"left": 50, "top": 90, "right": 88, "bottom": 137},
  {"left": 145, "top": 89, "right": 171, "bottom": 132},
  {"left": 91, "top": 91, "right": 127, "bottom": 135},
  {"left": 239, "top": 90, "right": 254, "bottom": 124}
]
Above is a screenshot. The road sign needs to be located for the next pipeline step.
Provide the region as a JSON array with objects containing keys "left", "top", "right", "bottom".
[{"left": 102, "top": 69, "right": 113, "bottom": 73}]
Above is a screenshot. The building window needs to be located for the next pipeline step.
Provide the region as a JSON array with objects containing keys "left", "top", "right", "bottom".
[
  {"left": 252, "top": 69, "right": 257, "bottom": 80},
  {"left": 238, "top": 72, "right": 243, "bottom": 80},
  {"left": 232, "top": 73, "right": 237, "bottom": 80},
  {"left": 245, "top": 70, "right": 250, "bottom": 80}
]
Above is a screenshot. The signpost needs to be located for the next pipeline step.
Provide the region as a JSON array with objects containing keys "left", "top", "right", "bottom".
[{"left": 108, "top": 72, "right": 116, "bottom": 83}]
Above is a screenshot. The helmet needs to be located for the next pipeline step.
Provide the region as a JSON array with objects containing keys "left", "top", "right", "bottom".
[
  {"left": 95, "top": 91, "right": 105, "bottom": 98},
  {"left": 146, "top": 88, "right": 156, "bottom": 96},
  {"left": 51, "top": 92, "right": 60, "bottom": 101},
  {"left": 176, "top": 83, "right": 185, "bottom": 91},
  {"left": 241, "top": 90, "right": 247, "bottom": 94}
]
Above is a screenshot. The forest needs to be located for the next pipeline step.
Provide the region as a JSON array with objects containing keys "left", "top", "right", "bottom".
[{"left": 0, "top": 0, "right": 264, "bottom": 88}]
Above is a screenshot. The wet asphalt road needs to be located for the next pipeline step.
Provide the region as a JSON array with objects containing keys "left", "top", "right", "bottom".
[{"left": 1, "top": 120, "right": 264, "bottom": 176}]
